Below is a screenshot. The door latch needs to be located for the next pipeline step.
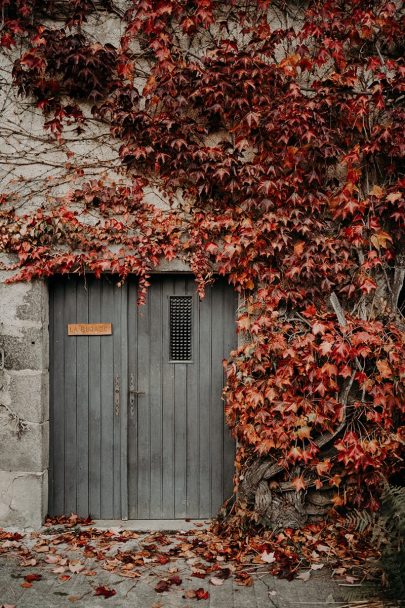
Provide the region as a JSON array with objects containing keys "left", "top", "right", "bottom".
[
  {"left": 129, "top": 373, "right": 145, "bottom": 417},
  {"left": 114, "top": 374, "right": 120, "bottom": 416}
]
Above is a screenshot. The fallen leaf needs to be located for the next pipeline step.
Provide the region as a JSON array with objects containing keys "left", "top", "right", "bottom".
[
  {"left": 69, "top": 561, "right": 85, "bottom": 574},
  {"left": 45, "top": 555, "right": 61, "bottom": 564},
  {"left": 2, "top": 541, "right": 21, "bottom": 549},
  {"left": 20, "top": 558, "right": 37, "bottom": 567},
  {"left": 316, "top": 544, "right": 330, "bottom": 553},
  {"left": 24, "top": 573, "right": 42, "bottom": 583},
  {"left": 34, "top": 543, "right": 49, "bottom": 553},
  {"left": 297, "top": 570, "right": 311, "bottom": 582},
  {"left": 21, "top": 582, "right": 32, "bottom": 588},
  {"left": 184, "top": 590, "right": 196, "bottom": 599},
  {"left": 192, "top": 570, "right": 207, "bottom": 579},
  {"left": 68, "top": 596, "right": 82, "bottom": 603},
  {"left": 332, "top": 567, "right": 346, "bottom": 576},
  {"left": 311, "top": 563, "right": 324, "bottom": 571},
  {"left": 260, "top": 551, "right": 276, "bottom": 564},
  {"left": 235, "top": 573, "right": 253, "bottom": 586},
  {"left": 210, "top": 577, "right": 224, "bottom": 586},
  {"left": 195, "top": 588, "right": 209, "bottom": 600},
  {"left": 218, "top": 567, "right": 232, "bottom": 579},
  {"left": 168, "top": 575, "right": 182, "bottom": 586},
  {"left": 94, "top": 585, "right": 116, "bottom": 598},
  {"left": 155, "top": 580, "right": 170, "bottom": 593}
]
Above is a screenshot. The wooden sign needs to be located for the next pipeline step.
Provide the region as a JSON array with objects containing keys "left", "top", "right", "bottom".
[{"left": 68, "top": 323, "right": 112, "bottom": 336}]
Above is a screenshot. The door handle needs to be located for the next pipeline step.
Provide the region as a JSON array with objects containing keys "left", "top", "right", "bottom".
[{"left": 129, "top": 374, "right": 144, "bottom": 417}]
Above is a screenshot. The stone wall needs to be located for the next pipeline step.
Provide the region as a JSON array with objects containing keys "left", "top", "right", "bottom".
[{"left": 0, "top": 262, "right": 48, "bottom": 528}]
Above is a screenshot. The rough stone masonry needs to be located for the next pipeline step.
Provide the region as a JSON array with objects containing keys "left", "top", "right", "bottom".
[{"left": 0, "top": 262, "right": 49, "bottom": 528}]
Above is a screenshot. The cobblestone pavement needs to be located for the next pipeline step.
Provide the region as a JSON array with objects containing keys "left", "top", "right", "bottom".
[{"left": 0, "top": 525, "right": 399, "bottom": 608}]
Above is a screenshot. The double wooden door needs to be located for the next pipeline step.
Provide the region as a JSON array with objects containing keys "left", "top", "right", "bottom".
[{"left": 49, "top": 275, "right": 237, "bottom": 519}]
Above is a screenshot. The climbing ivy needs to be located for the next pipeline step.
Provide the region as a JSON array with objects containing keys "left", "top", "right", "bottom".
[{"left": 0, "top": 0, "right": 404, "bottom": 527}]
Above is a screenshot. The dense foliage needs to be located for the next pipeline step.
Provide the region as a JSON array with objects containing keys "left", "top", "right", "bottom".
[{"left": 0, "top": 0, "right": 404, "bottom": 527}]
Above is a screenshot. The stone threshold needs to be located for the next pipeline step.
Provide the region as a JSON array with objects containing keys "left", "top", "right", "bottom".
[{"left": 91, "top": 519, "right": 211, "bottom": 532}]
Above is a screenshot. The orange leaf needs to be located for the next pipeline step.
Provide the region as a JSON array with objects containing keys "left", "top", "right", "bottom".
[{"left": 291, "top": 476, "right": 306, "bottom": 491}]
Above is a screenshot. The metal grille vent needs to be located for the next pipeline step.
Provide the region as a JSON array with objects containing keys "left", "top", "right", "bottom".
[{"left": 169, "top": 296, "right": 192, "bottom": 361}]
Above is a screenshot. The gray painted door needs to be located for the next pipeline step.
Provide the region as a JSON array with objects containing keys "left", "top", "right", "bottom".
[{"left": 49, "top": 275, "right": 237, "bottom": 519}]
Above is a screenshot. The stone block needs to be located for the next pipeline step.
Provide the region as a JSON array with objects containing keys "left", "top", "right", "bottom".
[
  {"left": 0, "top": 469, "right": 48, "bottom": 528},
  {"left": 0, "top": 419, "right": 49, "bottom": 472},
  {"left": 0, "top": 369, "right": 48, "bottom": 424},
  {"left": 0, "top": 326, "right": 48, "bottom": 371},
  {"left": 0, "top": 279, "right": 47, "bottom": 334}
]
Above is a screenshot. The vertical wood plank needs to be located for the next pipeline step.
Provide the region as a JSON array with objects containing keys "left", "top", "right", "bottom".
[
  {"left": 173, "top": 278, "right": 187, "bottom": 518},
  {"left": 49, "top": 279, "right": 63, "bottom": 514},
  {"left": 186, "top": 278, "right": 199, "bottom": 517},
  {"left": 198, "top": 284, "right": 212, "bottom": 518},
  {"left": 127, "top": 280, "right": 138, "bottom": 518},
  {"left": 48, "top": 281, "right": 54, "bottom": 514},
  {"left": 210, "top": 281, "right": 224, "bottom": 514},
  {"left": 118, "top": 282, "right": 128, "bottom": 520},
  {"left": 136, "top": 285, "right": 151, "bottom": 518},
  {"left": 76, "top": 280, "right": 89, "bottom": 517},
  {"left": 64, "top": 278, "right": 77, "bottom": 513},
  {"left": 100, "top": 280, "right": 114, "bottom": 518},
  {"left": 161, "top": 277, "right": 175, "bottom": 518},
  {"left": 88, "top": 279, "right": 101, "bottom": 518},
  {"left": 149, "top": 280, "right": 163, "bottom": 517}
]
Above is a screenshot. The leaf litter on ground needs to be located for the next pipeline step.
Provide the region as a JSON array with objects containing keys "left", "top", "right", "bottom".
[{"left": 0, "top": 513, "right": 384, "bottom": 600}]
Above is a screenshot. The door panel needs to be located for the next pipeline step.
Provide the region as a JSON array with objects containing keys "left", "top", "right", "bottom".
[
  {"left": 49, "top": 276, "right": 126, "bottom": 518},
  {"left": 49, "top": 275, "right": 237, "bottom": 519},
  {"left": 127, "top": 276, "right": 237, "bottom": 519}
]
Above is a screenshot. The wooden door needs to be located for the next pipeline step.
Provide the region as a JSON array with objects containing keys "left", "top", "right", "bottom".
[
  {"left": 49, "top": 275, "right": 237, "bottom": 519},
  {"left": 127, "top": 276, "right": 237, "bottom": 519},
  {"left": 49, "top": 276, "right": 127, "bottom": 518}
]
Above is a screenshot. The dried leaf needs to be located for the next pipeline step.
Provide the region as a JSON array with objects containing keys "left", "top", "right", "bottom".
[
  {"left": 195, "top": 588, "right": 209, "bottom": 600},
  {"left": 24, "top": 573, "right": 42, "bottom": 583},
  {"left": 94, "top": 586, "right": 116, "bottom": 598},
  {"left": 210, "top": 577, "right": 224, "bottom": 586},
  {"left": 69, "top": 561, "right": 85, "bottom": 574},
  {"left": 155, "top": 580, "right": 170, "bottom": 593},
  {"left": 260, "top": 551, "right": 276, "bottom": 564}
]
